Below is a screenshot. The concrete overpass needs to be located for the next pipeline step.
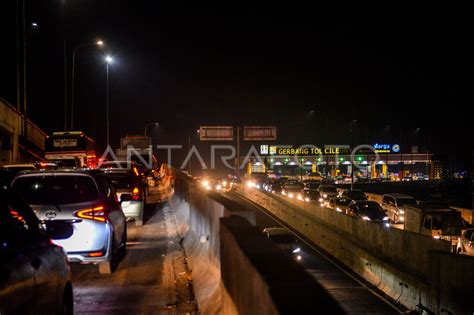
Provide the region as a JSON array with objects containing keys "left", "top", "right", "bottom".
[{"left": 0, "top": 97, "right": 47, "bottom": 165}]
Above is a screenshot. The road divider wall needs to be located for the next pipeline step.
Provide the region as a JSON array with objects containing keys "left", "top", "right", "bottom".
[
  {"left": 169, "top": 168, "right": 344, "bottom": 314},
  {"left": 220, "top": 215, "right": 344, "bottom": 315},
  {"left": 235, "top": 185, "right": 474, "bottom": 314}
]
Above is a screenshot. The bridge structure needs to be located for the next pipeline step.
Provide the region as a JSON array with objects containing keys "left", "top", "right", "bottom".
[{"left": 0, "top": 97, "right": 47, "bottom": 166}]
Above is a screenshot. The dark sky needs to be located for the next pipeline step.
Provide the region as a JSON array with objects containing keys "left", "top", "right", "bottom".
[{"left": 0, "top": 3, "right": 469, "bottom": 168}]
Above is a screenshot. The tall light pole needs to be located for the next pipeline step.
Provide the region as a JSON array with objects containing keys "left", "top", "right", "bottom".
[
  {"left": 70, "top": 40, "right": 104, "bottom": 130},
  {"left": 105, "top": 55, "right": 112, "bottom": 148},
  {"left": 350, "top": 119, "right": 357, "bottom": 190}
]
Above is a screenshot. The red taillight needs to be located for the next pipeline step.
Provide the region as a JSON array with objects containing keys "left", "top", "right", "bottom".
[
  {"left": 132, "top": 187, "right": 140, "bottom": 200},
  {"left": 74, "top": 206, "right": 107, "bottom": 222}
]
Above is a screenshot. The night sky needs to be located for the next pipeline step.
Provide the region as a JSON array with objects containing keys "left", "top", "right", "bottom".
[{"left": 0, "top": 3, "right": 469, "bottom": 169}]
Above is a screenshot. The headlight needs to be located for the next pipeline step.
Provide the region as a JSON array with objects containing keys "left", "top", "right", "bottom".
[
  {"left": 433, "top": 235, "right": 440, "bottom": 239},
  {"left": 304, "top": 197, "right": 310, "bottom": 202},
  {"left": 399, "top": 210, "right": 405, "bottom": 214},
  {"left": 383, "top": 216, "right": 389, "bottom": 221},
  {"left": 255, "top": 184, "right": 261, "bottom": 189},
  {"left": 336, "top": 207, "right": 342, "bottom": 212},
  {"left": 292, "top": 247, "right": 301, "bottom": 253},
  {"left": 288, "top": 193, "right": 294, "bottom": 198},
  {"left": 296, "top": 255, "right": 302, "bottom": 261},
  {"left": 202, "top": 180, "right": 209, "bottom": 187},
  {"left": 323, "top": 194, "right": 328, "bottom": 198},
  {"left": 385, "top": 223, "right": 390, "bottom": 228},
  {"left": 319, "top": 198, "right": 323, "bottom": 202},
  {"left": 297, "top": 194, "right": 303, "bottom": 200},
  {"left": 246, "top": 181, "right": 254, "bottom": 188},
  {"left": 399, "top": 216, "right": 404, "bottom": 221},
  {"left": 222, "top": 181, "right": 227, "bottom": 187},
  {"left": 216, "top": 185, "right": 222, "bottom": 190},
  {"left": 362, "top": 216, "right": 371, "bottom": 221}
]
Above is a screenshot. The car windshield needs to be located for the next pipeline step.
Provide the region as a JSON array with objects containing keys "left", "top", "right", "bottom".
[
  {"left": 358, "top": 203, "right": 386, "bottom": 220},
  {"left": 322, "top": 186, "right": 337, "bottom": 193},
  {"left": 336, "top": 198, "right": 352, "bottom": 205},
  {"left": 306, "top": 183, "right": 319, "bottom": 189},
  {"left": 106, "top": 173, "right": 134, "bottom": 189},
  {"left": 346, "top": 191, "right": 365, "bottom": 199},
  {"left": 268, "top": 233, "right": 296, "bottom": 244},
  {"left": 12, "top": 175, "right": 99, "bottom": 204},
  {"left": 397, "top": 198, "right": 417, "bottom": 206}
]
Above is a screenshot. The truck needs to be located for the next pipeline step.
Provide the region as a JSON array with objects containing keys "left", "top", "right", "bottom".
[{"left": 404, "top": 201, "right": 469, "bottom": 247}]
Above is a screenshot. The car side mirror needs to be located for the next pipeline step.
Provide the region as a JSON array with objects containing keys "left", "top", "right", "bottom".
[
  {"left": 120, "top": 193, "right": 133, "bottom": 202},
  {"left": 44, "top": 221, "right": 73, "bottom": 240}
]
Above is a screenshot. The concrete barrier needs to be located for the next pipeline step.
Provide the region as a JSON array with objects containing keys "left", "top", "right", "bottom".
[
  {"left": 236, "top": 186, "right": 474, "bottom": 314},
  {"left": 220, "top": 216, "right": 345, "bottom": 315}
]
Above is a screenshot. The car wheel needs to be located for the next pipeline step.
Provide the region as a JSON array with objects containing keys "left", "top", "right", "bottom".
[
  {"left": 98, "top": 238, "right": 114, "bottom": 274},
  {"left": 61, "top": 283, "right": 73, "bottom": 315},
  {"left": 119, "top": 227, "right": 127, "bottom": 258}
]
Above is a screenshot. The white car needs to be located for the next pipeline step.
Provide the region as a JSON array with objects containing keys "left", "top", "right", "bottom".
[{"left": 12, "top": 170, "right": 127, "bottom": 274}]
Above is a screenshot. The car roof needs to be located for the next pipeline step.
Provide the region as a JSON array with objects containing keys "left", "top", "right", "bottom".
[
  {"left": 262, "top": 227, "right": 291, "bottom": 235},
  {"left": 2, "top": 164, "right": 36, "bottom": 168},
  {"left": 12, "top": 168, "right": 102, "bottom": 177},
  {"left": 352, "top": 200, "right": 378, "bottom": 205},
  {"left": 383, "top": 193, "right": 414, "bottom": 198}
]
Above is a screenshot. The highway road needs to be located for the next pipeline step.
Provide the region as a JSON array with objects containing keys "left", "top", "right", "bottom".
[
  {"left": 209, "top": 190, "right": 404, "bottom": 315},
  {"left": 70, "top": 183, "right": 197, "bottom": 314}
]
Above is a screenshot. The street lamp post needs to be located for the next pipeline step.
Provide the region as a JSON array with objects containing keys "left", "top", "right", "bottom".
[
  {"left": 105, "top": 55, "right": 112, "bottom": 148},
  {"left": 70, "top": 40, "right": 103, "bottom": 130},
  {"left": 350, "top": 119, "right": 357, "bottom": 190}
]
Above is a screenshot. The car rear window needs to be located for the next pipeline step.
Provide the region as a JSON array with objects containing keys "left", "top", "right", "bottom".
[
  {"left": 12, "top": 175, "right": 99, "bottom": 204},
  {"left": 397, "top": 198, "right": 417, "bottom": 206},
  {"left": 106, "top": 173, "right": 134, "bottom": 189},
  {"left": 322, "top": 186, "right": 337, "bottom": 193},
  {"left": 268, "top": 234, "right": 296, "bottom": 244},
  {"left": 358, "top": 203, "right": 386, "bottom": 219}
]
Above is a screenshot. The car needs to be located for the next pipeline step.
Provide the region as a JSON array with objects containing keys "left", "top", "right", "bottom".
[
  {"left": 262, "top": 227, "right": 302, "bottom": 261},
  {"left": 381, "top": 193, "right": 417, "bottom": 224},
  {"left": 282, "top": 181, "right": 304, "bottom": 198},
  {"left": 327, "top": 196, "right": 352, "bottom": 212},
  {"left": 98, "top": 160, "right": 149, "bottom": 195},
  {"left": 1, "top": 163, "right": 37, "bottom": 176},
  {"left": 317, "top": 185, "right": 338, "bottom": 201},
  {"left": 346, "top": 200, "right": 389, "bottom": 222},
  {"left": 270, "top": 182, "right": 283, "bottom": 194},
  {"left": 340, "top": 189, "right": 368, "bottom": 201},
  {"left": 457, "top": 228, "right": 474, "bottom": 256},
  {"left": 0, "top": 188, "right": 73, "bottom": 314},
  {"left": 11, "top": 169, "right": 127, "bottom": 274},
  {"left": 301, "top": 189, "right": 321, "bottom": 202},
  {"left": 104, "top": 169, "right": 146, "bottom": 226},
  {"left": 303, "top": 181, "right": 320, "bottom": 191}
]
